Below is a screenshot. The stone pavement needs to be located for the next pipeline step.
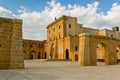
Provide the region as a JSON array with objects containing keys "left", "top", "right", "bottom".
[{"left": 0, "top": 60, "right": 120, "bottom": 80}]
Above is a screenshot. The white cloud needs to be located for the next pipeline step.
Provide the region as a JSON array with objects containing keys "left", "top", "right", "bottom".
[
  {"left": 0, "top": 0, "right": 120, "bottom": 40},
  {"left": 0, "top": 6, "right": 16, "bottom": 18},
  {"left": 104, "top": 3, "right": 120, "bottom": 26},
  {"left": 18, "top": 0, "right": 67, "bottom": 40},
  {"left": 17, "top": 6, "right": 28, "bottom": 13}
]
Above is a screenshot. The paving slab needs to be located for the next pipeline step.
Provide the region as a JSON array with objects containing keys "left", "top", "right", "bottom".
[{"left": 0, "top": 60, "right": 120, "bottom": 80}]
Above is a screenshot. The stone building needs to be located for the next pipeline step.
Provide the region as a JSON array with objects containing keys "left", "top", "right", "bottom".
[
  {"left": 44, "top": 15, "right": 80, "bottom": 60},
  {"left": 1, "top": 15, "right": 120, "bottom": 68},
  {"left": 0, "top": 17, "right": 24, "bottom": 69},
  {"left": 44, "top": 15, "right": 120, "bottom": 65},
  {"left": 23, "top": 39, "right": 46, "bottom": 59}
]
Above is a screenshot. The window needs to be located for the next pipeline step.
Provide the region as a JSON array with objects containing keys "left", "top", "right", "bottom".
[
  {"left": 59, "top": 25, "right": 60, "bottom": 29},
  {"left": 38, "top": 44, "right": 40, "bottom": 48},
  {"left": 41, "top": 44, "right": 43, "bottom": 48},
  {"left": 53, "top": 28, "right": 55, "bottom": 32},
  {"left": 111, "top": 35, "right": 113, "bottom": 37},
  {"left": 69, "top": 24, "right": 71, "bottom": 28},
  {"left": 59, "top": 35, "right": 61, "bottom": 38},
  {"left": 30, "top": 45, "right": 33, "bottom": 48},
  {"left": 75, "top": 46, "right": 78, "bottom": 51},
  {"left": 116, "top": 50, "right": 119, "bottom": 52}
]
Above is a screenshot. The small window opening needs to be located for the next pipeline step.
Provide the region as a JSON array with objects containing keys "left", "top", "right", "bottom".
[
  {"left": 59, "top": 25, "right": 60, "bottom": 29},
  {"left": 69, "top": 24, "right": 71, "bottom": 28},
  {"left": 75, "top": 46, "right": 78, "bottom": 51},
  {"left": 111, "top": 35, "right": 113, "bottom": 37}
]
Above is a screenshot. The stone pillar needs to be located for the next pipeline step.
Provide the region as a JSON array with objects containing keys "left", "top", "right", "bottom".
[
  {"left": 71, "top": 51, "right": 75, "bottom": 61},
  {"left": 0, "top": 18, "right": 12, "bottom": 69},
  {"left": 78, "top": 33, "right": 90, "bottom": 66},
  {"left": 9, "top": 19, "right": 24, "bottom": 69},
  {"left": 107, "top": 41, "right": 117, "bottom": 65},
  {"left": 0, "top": 17, "right": 24, "bottom": 69}
]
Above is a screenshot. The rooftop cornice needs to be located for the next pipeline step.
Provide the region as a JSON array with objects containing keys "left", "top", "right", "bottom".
[{"left": 47, "top": 15, "right": 66, "bottom": 29}]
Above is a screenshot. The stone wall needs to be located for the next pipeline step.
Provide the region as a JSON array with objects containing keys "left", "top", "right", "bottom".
[
  {"left": 23, "top": 39, "right": 46, "bottom": 59},
  {"left": 78, "top": 33, "right": 120, "bottom": 66},
  {"left": 0, "top": 17, "right": 24, "bottom": 69},
  {"left": 0, "top": 18, "right": 12, "bottom": 69}
]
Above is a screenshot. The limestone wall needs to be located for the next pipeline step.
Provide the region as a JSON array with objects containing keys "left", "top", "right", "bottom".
[
  {"left": 57, "top": 39, "right": 64, "bottom": 59},
  {"left": 78, "top": 33, "right": 120, "bottom": 66},
  {"left": 23, "top": 40, "right": 30, "bottom": 59},
  {"left": 96, "top": 48, "right": 105, "bottom": 59},
  {"left": 47, "top": 16, "right": 64, "bottom": 42},
  {"left": 0, "top": 18, "right": 12, "bottom": 69},
  {"left": 99, "top": 29, "right": 120, "bottom": 39},
  {"left": 0, "top": 17, "right": 24, "bottom": 69},
  {"left": 9, "top": 19, "right": 24, "bottom": 69},
  {"left": 44, "top": 43, "right": 51, "bottom": 59},
  {"left": 83, "top": 27, "right": 99, "bottom": 35},
  {"left": 23, "top": 39, "right": 45, "bottom": 59},
  {"left": 64, "top": 16, "right": 77, "bottom": 37}
]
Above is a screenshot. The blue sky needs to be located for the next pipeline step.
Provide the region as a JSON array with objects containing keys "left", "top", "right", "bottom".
[
  {"left": 0, "top": 0, "right": 49, "bottom": 13},
  {"left": 0, "top": 0, "right": 120, "bottom": 13},
  {"left": 0, "top": 0, "right": 120, "bottom": 40}
]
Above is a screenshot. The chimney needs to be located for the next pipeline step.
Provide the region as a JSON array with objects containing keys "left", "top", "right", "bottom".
[
  {"left": 55, "top": 17, "right": 57, "bottom": 20},
  {"left": 112, "top": 26, "right": 119, "bottom": 31}
]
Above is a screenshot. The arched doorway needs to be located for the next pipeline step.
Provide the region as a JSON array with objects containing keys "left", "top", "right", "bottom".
[
  {"left": 116, "top": 46, "right": 120, "bottom": 63},
  {"left": 96, "top": 43, "right": 106, "bottom": 65},
  {"left": 31, "top": 55, "right": 33, "bottom": 59},
  {"left": 45, "top": 52, "right": 47, "bottom": 59},
  {"left": 78, "top": 33, "right": 118, "bottom": 66},
  {"left": 38, "top": 52, "right": 40, "bottom": 59},
  {"left": 65, "top": 49, "right": 69, "bottom": 59},
  {"left": 50, "top": 44, "right": 54, "bottom": 59},
  {"left": 30, "top": 50, "right": 36, "bottom": 59}
]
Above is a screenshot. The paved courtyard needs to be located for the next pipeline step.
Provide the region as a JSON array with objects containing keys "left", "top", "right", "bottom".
[{"left": 0, "top": 60, "right": 120, "bottom": 80}]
